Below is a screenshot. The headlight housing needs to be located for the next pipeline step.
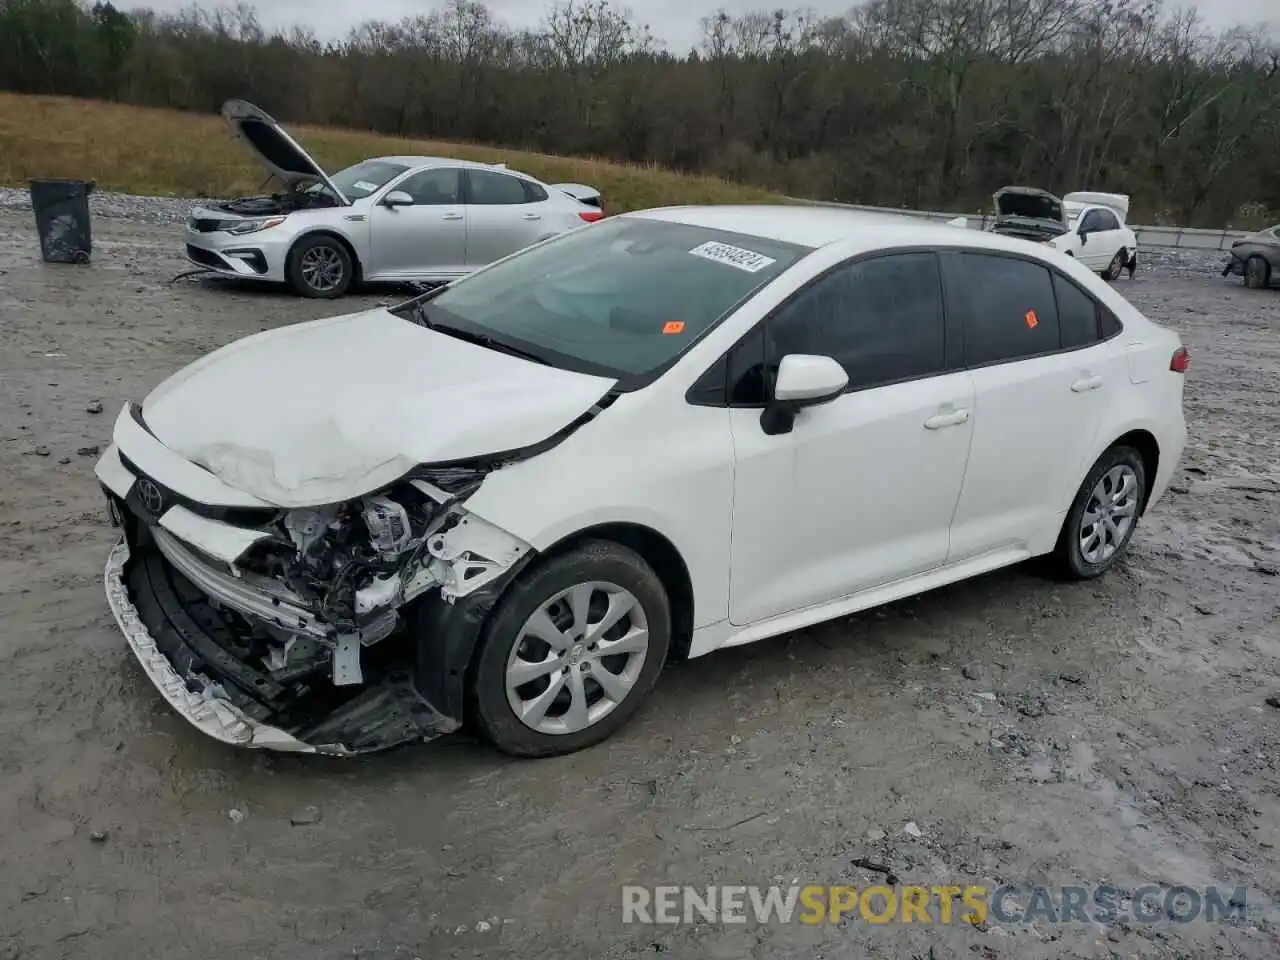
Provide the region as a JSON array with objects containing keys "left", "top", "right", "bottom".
[{"left": 219, "top": 216, "right": 287, "bottom": 235}]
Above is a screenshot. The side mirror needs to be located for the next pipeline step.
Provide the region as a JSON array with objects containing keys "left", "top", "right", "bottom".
[
  {"left": 1078, "top": 225, "right": 1089, "bottom": 243},
  {"left": 760, "top": 354, "right": 849, "bottom": 436},
  {"left": 383, "top": 191, "right": 414, "bottom": 208}
]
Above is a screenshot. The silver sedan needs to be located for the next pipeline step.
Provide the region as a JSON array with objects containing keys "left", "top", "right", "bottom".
[{"left": 184, "top": 100, "right": 605, "bottom": 298}]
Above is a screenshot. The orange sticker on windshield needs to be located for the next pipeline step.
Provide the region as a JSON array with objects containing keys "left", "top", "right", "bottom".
[
  {"left": 1024, "top": 310, "right": 1039, "bottom": 329},
  {"left": 662, "top": 321, "right": 686, "bottom": 335}
]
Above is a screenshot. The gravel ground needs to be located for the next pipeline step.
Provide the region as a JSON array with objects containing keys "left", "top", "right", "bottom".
[{"left": 2, "top": 203, "right": 1280, "bottom": 960}]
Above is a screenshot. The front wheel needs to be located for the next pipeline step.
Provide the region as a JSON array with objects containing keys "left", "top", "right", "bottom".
[
  {"left": 1051, "top": 446, "right": 1147, "bottom": 580},
  {"left": 468, "top": 540, "right": 671, "bottom": 757},
  {"left": 1244, "top": 255, "right": 1271, "bottom": 290},
  {"left": 288, "top": 235, "right": 353, "bottom": 299}
]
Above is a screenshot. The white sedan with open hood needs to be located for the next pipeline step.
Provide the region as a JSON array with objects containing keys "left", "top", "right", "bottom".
[
  {"left": 96, "top": 205, "right": 1187, "bottom": 758},
  {"left": 990, "top": 188, "right": 1139, "bottom": 280},
  {"left": 184, "top": 100, "right": 604, "bottom": 298}
]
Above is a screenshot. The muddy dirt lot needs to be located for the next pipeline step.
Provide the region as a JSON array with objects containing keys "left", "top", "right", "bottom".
[{"left": 2, "top": 208, "right": 1280, "bottom": 960}]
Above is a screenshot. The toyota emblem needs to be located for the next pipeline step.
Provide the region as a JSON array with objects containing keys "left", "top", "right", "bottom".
[{"left": 137, "top": 477, "right": 165, "bottom": 515}]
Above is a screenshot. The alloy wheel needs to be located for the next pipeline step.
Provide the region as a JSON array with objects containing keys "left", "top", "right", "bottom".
[
  {"left": 505, "top": 581, "right": 650, "bottom": 735},
  {"left": 1079, "top": 464, "right": 1139, "bottom": 565},
  {"left": 299, "top": 245, "right": 345, "bottom": 292}
]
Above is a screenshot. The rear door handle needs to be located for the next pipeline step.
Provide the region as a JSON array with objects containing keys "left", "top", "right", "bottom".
[
  {"left": 522, "top": 213, "right": 542, "bottom": 221},
  {"left": 924, "top": 409, "right": 970, "bottom": 430},
  {"left": 1071, "top": 375, "right": 1103, "bottom": 392},
  {"left": 441, "top": 212, "right": 464, "bottom": 221}
]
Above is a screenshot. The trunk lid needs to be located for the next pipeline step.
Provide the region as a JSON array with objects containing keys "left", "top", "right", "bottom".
[
  {"left": 221, "top": 99, "right": 350, "bottom": 205},
  {"left": 140, "top": 308, "right": 617, "bottom": 506},
  {"left": 552, "top": 182, "right": 602, "bottom": 209},
  {"left": 1063, "top": 191, "right": 1130, "bottom": 221}
]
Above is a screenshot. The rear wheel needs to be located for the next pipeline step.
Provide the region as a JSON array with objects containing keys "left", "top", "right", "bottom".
[
  {"left": 288, "top": 235, "right": 353, "bottom": 299},
  {"left": 468, "top": 540, "right": 671, "bottom": 757},
  {"left": 1051, "top": 446, "right": 1147, "bottom": 580},
  {"left": 1101, "top": 247, "right": 1127, "bottom": 281},
  {"left": 1244, "top": 255, "right": 1271, "bottom": 290}
]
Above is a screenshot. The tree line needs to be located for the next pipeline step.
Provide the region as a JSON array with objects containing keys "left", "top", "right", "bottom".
[{"left": 2, "top": 0, "right": 1277, "bottom": 225}]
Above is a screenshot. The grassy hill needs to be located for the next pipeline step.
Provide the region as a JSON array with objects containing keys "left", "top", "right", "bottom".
[{"left": 0, "top": 93, "right": 784, "bottom": 212}]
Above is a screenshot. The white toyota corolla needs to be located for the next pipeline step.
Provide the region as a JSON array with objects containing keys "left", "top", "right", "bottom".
[{"left": 95, "top": 205, "right": 1188, "bottom": 758}]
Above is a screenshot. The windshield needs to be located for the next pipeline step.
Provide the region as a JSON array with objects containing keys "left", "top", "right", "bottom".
[
  {"left": 316, "top": 160, "right": 410, "bottom": 200},
  {"left": 403, "top": 217, "right": 809, "bottom": 383}
]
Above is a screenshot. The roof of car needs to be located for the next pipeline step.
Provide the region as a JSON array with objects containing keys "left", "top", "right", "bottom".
[
  {"left": 628, "top": 204, "right": 1051, "bottom": 255},
  {"left": 370, "top": 155, "right": 534, "bottom": 175}
]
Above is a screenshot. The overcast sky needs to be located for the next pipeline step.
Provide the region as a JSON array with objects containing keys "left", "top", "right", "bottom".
[{"left": 138, "top": 0, "right": 1280, "bottom": 52}]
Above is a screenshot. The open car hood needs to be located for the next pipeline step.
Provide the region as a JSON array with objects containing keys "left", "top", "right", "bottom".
[
  {"left": 992, "top": 186, "right": 1067, "bottom": 234},
  {"left": 140, "top": 308, "right": 616, "bottom": 507},
  {"left": 221, "top": 99, "right": 350, "bottom": 205}
]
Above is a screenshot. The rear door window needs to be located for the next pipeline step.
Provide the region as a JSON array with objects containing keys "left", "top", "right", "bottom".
[
  {"left": 941, "top": 252, "right": 1060, "bottom": 366},
  {"left": 468, "top": 170, "right": 532, "bottom": 205}
]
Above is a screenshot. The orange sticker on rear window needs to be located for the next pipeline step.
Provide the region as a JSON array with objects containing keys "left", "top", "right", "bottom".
[
  {"left": 1024, "top": 310, "right": 1039, "bottom": 329},
  {"left": 662, "top": 321, "right": 686, "bottom": 335}
]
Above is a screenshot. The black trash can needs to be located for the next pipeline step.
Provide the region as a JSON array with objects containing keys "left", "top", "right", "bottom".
[{"left": 29, "top": 178, "right": 96, "bottom": 264}]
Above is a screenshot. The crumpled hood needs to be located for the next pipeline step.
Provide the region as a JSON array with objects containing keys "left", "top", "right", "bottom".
[{"left": 140, "top": 308, "right": 616, "bottom": 507}]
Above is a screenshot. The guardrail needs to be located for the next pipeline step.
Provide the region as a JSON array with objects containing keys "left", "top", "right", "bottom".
[{"left": 796, "top": 199, "right": 1247, "bottom": 251}]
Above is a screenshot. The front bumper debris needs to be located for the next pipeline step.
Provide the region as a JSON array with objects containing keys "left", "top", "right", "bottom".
[
  {"left": 105, "top": 537, "right": 334, "bottom": 753},
  {"left": 105, "top": 529, "right": 463, "bottom": 756}
]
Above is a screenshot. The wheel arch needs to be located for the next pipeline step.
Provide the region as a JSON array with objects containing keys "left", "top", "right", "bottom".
[
  {"left": 290, "top": 229, "right": 364, "bottom": 283},
  {"left": 1105, "top": 428, "right": 1160, "bottom": 514},
  {"left": 536, "top": 521, "right": 696, "bottom": 659}
]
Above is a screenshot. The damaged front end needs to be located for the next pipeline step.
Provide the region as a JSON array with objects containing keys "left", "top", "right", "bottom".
[{"left": 103, "top": 465, "right": 532, "bottom": 755}]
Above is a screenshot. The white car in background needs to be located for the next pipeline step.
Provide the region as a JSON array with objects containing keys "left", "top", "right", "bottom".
[
  {"left": 96, "top": 205, "right": 1187, "bottom": 759},
  {"left": 990, "top": 187, "right": 1139, "bottom": 280},
  {"left": 184, "top": 100, "right": 605, "bottom": 298}
]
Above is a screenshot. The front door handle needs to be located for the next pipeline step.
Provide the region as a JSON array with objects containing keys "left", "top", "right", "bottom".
[
  {"left": 1071, "top": 375, "right": 1103, "bottom": 392},
  {"left": 522, "top": 213, "right": 542, "bottom": 221},
  {"left": 924, "top": 409, "right": 970, "bottom": 430},
  {"left": 441, "top": 212, "right": 464, "bottom": 221}
]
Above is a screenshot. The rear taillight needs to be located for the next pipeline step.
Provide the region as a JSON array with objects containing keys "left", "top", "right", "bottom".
[
  {"left": 579, "top": 210, "right": 605, "bottom": 223},
  {"left": 1170, "top": 346, "right": 1190, "bottom": 373}
]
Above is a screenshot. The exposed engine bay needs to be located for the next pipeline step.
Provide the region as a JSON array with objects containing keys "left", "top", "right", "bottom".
[
  {"left": 210, "top": 189, "right": 340, "bottom": 217},
  {"left": 110, "top": 466, "right": 533, "bottom": 755}
]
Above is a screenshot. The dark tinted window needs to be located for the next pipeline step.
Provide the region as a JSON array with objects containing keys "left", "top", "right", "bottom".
[
  {"left": 1053, "top": 273, "right": 1100, "bottom": 349},
  {"left": 943, "top": 253, "right": 1059, "bottom": 366},
  {"left": 1095, "top": 209, "right": 1120, "bottom": 230},
  {"left": 522, "top": 180, "right": 549, "bottom": 202},
  {"left": 468, "top": 170, "right": 530, "bottom": 205},
  {"left": 1080, "top": 209, "right": 1110, "bottom": 233},
  {"left": 728, "top": 325, "right": 766, "bottom": 404},
  {"left": 766, "top": 253, "right": 947, "bottom": 391},
  {"left": 1100, "top": 304, "right": 1123, "bottom": 338},
  {"left": 398, "top": 168, "right": 461, "bottom": 205}
]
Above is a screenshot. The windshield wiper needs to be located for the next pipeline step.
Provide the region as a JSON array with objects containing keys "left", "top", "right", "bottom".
[{"left": 410, "top": 308, "right": 550, "bottom": 366}]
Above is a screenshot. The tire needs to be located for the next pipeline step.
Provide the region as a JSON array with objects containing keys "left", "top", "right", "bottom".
[
  {"left": 287, "top": 234, "right": 353, "bottom": 299},
  {"left": 1244, "top": 255, "right": 1271, "bottom": 290},
  {"left": 467, "top": 540, "right": 671, "bottom": 757},
  {"left": 1101, "top": 247, "right": 1127, "bottom": 282},
  {"left": 1050, "top": 445, "right": 1147, "bottom": 580}
]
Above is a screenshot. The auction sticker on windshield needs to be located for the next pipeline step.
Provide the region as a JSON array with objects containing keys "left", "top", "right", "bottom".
[
  {"left": 353, "top": 181, "right": 380, "bottom": 192},
  {"left": 689, "top": 241, "right": 777, "bottom": 273}
]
